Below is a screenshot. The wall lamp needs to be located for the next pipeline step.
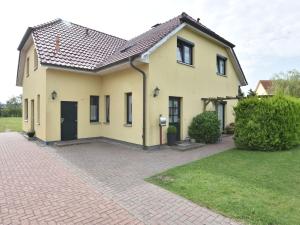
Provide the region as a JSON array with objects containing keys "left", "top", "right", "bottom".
[
  {"left": 51, "top": 91, "right": 57, "bottom": 100},
  {"left": 153, "top": 86, "right": 160, "bottom": 97}
]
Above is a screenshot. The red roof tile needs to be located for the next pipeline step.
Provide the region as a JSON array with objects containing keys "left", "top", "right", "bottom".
[{"left": 19, "top": 13, "right": 238, "bottom": 73}]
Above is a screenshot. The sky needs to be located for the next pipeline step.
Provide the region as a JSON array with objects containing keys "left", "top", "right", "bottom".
[{"left": 0, "top": 0, "right": 300, "bottom": 102}]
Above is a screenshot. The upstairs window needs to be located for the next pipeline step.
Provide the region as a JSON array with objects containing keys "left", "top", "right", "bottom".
[
  {"left": 105, "top": 95, "right": 110, "bottom": 123},
  {"left": 177, "top": 38, "right": 193, "bottom": 65},
  {"left": 217, "top": 55, "right": 227, "bottom": 76},
  {"left": 126, "top": 93, "right": 132, "bottom": 124},
  {"left": 90, "top": 96, "right": 99, "bottom": 122},
  {"left": 26, "top": 57, "right": 30, "bottom": 77},
  {"left": 34, "top": 49, "right": 38, "bottom": 70}
]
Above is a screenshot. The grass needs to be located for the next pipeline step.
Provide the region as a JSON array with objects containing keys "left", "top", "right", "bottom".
[
  {"left": 147, "top": 148, "right": 300, "bottom": 225},
  {"left": 0, "top": 117, "right": 22, "bottom": 132}
]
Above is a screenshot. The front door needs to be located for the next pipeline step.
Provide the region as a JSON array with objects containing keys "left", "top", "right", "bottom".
[
  {"left": 61, "top": 101, "right": 77, "bottom": 141},
  {"left": 169, "top": 97, "right": 181, "bottom": 141},
  {"left": 217, "top": 103, "right": 225, "bottom": 132}
]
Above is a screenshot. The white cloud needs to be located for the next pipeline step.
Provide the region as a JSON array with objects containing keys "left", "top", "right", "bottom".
[{"left": 0, "top": 0, "right": 299, "bottom": 102}]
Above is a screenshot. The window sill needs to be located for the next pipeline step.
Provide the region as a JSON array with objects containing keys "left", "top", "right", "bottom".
[
  {"left": 216, "top": 73, "right": 227, "bottom": 77},
  {"left": 90, "top": 121, "right": 100, "bottom": 125},
  {"left": 124, "top": 123, "right": 132, "bottom": 127},
  {"left": 103, "top": 122, "right": 110, "bottom": 125},
  {"left": 36, "top": 123, "right": 40, "bottom": 125},
  {"left": 177, "top": 61, "right": 194, "bottom": 68},
  {"left": 24, "top": 120, "right": 28, "bottom": 122}
]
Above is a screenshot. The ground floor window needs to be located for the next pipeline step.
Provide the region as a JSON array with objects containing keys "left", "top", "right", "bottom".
[
  {"left": 90, "top": 96, "right": 99, "bottom": 122},
  {"left": 24, "top": 99, "right": 28, "bottom": 120},
  {"left": 126, "top": 93, "right": 132, "bottom": 124},
  {"left": 105, "top": 95, "right": 110, "bottom": 123},
  {"left": 37, "top": 94, "right": 40, "bottom": 124}
]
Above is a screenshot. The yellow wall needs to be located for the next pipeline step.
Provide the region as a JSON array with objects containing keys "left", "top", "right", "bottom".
[
  {"left": 45, "top": 66, "right": 146, "bottom": 144},
  {"left": 147, "top": 27, "right": 241, "bottom": 145},
  {"left": 22, "top": 44, "right": 47, "bottom": 140}
]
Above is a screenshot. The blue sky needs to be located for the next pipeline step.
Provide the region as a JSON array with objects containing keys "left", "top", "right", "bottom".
[{"left": 0, "top": 0, "right": 299, "bottom": 102}]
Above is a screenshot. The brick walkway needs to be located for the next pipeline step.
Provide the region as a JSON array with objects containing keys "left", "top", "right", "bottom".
[
  {"left": 0, "top": 132, "right": 242, "bottom": 225},
  {"left": 0, "top": 133, "right": 143, "bottom": 225},
  {"left": 55, "top": 136, "right": 242, "bottom": 225}
]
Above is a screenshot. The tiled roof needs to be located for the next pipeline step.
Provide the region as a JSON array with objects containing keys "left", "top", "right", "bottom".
[
  {"left": 19, "top": 13, "right": 235, "bottom": 72},
  {"left": 259, "top": 80, "right": 273, "bottom": 94},
  {"left": 31, "top": 19, "right": 126, "bottom": 70}
]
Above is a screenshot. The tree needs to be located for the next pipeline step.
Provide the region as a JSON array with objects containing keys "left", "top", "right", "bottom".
[
  {"left": 271, "top": 69, "right": 300, "bottom": 97},
  {"left": 0, "top": 95, "right": 22, "bottom": 117},
  {"left": 247, "top": 89, "right": 256, "bottom": 97}
]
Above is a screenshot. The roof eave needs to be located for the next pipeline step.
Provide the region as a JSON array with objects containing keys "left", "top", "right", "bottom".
[
  {"left": 180, "top": 17, "right": 235, "bottom": 48},
  {"left": 17, "top": 27, "right": 32, "bottom": 51}
]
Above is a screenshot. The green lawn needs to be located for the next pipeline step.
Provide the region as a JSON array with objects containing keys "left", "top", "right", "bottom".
[
  {"left": 147, "top": 148, "right": 300, "bottom": 225},
  {"left": 0, "top": 117, "right": 22, "bottom": 132}
]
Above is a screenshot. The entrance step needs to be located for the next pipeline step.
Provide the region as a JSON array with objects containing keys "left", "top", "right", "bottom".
[
  {"left": 172, "top": 142, "right": 205, "bottom": 151},
  {"left": 54, "top": 139, "right": 94, "bottom": 147}
]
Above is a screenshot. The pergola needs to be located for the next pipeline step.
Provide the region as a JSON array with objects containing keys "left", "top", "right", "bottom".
[
  {"left": 201, "top": 96, "right": 243, "bottom": 111},
  {"left": 201, "top": 95, "right": 273, "bottom": 111}
]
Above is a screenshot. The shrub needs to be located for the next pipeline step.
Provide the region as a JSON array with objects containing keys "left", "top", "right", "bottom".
[
  {"left": 224, "top": 123, "right": 235, "bottom": 134},
  {"left": 167, "top": 126, "right": 177, "bottom": 134},
  {"left": 234, "top": 95, "right": 300, "bottom": 151},
  {"left": 188, "top": 111, "right": 221, "bottom": 143}
]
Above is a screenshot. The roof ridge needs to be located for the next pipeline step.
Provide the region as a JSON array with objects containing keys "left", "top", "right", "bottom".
[
  {"left": 64, "top": 20, "right": 127, "bottom": 42},
  {"left": 32, "top": 18, "right": 62, "bottom": 30}
]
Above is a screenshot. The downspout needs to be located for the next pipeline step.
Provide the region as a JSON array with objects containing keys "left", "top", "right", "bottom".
[{"left": 129, "top": 57, "right": 147, "bottom": 149}]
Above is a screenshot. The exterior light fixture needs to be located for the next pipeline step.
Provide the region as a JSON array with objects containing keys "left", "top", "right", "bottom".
[
  {"left": 51, "top": 91, "right": 57, "bottom": 100},
  {"left": 153, "top": 86, "right": 160, "bottom": 97}
]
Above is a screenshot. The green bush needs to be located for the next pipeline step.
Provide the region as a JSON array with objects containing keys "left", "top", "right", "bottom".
[
  {"left": 188, "top": 111, "right": 221, "bottom": 143},
  {"left": 167, "top": 126, "right": 177, "bottom": 134},
  {"left": 234, "top": 95, "right": 300, "bottom": 151}
]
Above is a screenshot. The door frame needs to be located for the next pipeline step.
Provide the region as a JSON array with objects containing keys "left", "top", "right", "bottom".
[
  {"left": 168, "top": 96, "right": 182, "bottom": 141},
  {"left": 60, "top": 101, "right": 78, "bottom": 141}
]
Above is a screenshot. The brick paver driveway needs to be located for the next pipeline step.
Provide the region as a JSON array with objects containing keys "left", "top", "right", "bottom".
[
  {"left": 0, "top": 132, "right": 242, "bottom": 225},
  {"left": 0, "top": 133, "right": 143, "bottom": 225}
]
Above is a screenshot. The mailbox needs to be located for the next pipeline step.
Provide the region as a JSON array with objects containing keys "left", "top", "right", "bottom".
[{"left": 159, "top": 115, "right": 167, "bottom": 126}]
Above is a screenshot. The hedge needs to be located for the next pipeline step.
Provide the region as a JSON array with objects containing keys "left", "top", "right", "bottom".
[
  {"left": 234, "top": 95, "right": 300, "bottom": 151},
  {"left": 188, "top": 111, "right": 221, "bottom": 143}
]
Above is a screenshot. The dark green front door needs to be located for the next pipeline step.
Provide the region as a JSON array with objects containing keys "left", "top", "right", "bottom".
[
  {"left": 61, "top": 101, "right": 77, "bottom": 141},
  {"left": 169, "top": 97, "right": 181, "bottom": 141}
]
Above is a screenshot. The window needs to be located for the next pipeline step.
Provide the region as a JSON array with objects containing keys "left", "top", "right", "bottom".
[
  {"left": 26, "top": 57, "right": 30, "bottom": 77},
  {"left": 126, "top": 93, "right": 132, "bottom": 124},
  {"left": 24, "top": 99, "right": 28, "bottom": 120},
  {"left": 217, "top": 55, "right": 227, "bottom": 76},
  {"left": 105, "top": 95, "right": 110, "bottom": 123},
  {"left": 34, "top": 49, "right": 38, "bottom": 70},
  {"left": 177, "top": 38, "right": 193, "bottom": 65},
  {"left": 90, "top": 96, "right": 99, "bottom": 122},
  {"left": 37, "top": 95, "right": 40, "bottom": 124}
]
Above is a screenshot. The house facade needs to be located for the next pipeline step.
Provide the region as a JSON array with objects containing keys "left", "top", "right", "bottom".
[{"left": 17, "top": 13, "right": 247, "bottom": 147}]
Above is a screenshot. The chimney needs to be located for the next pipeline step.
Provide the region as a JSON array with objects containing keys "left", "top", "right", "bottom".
[
  {"left": 54, "top": 34, "right": 61, "bottom": 54},
  {"left": 85, "top": 28, "right": 89, "bottom": 36},
  {"left": 197, "top": 18, "right": 200, "bottom": 23}
]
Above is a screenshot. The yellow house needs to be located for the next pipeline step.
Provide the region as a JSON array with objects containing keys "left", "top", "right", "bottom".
[{"left": 16, "top": 13, "right": 247, "bottom": 148}]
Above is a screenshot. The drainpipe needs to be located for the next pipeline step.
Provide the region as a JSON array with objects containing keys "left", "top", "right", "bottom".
[{"left": 129, "top": 57, "right": 146, "bottom": 149}]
